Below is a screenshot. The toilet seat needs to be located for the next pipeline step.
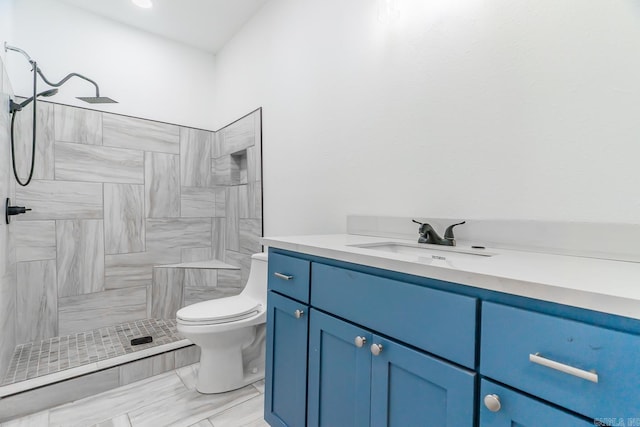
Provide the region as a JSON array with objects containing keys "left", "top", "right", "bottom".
[{"left": 176, "top": 296, "right": 263, "bottom": 326}]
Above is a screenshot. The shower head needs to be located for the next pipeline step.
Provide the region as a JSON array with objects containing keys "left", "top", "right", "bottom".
[
  {"left": 76, "top": 96, "right": 118, "bottom": 104},
  {"left": 39, "top": 88, "right": 59, "bottom": 98},
  {"left": 9, "top": 88, "right": 59, "bottom": 113}
]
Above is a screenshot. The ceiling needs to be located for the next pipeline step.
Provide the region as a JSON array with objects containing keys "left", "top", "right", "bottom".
[{"left": 58, "top": 0, "right": 269, "bottom": 54}]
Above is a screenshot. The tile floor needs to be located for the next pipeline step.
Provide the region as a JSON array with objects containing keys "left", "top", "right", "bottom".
[
  {"left": 0, "top": 363, "right": 268, "bottom": 427},
  {"left": 2, "top": 319, "right": 181, "bottom": 386}
]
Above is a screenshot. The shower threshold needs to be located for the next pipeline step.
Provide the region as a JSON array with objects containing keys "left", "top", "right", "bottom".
[{"left": 0, "top": 319, "right": 191, "bottom": 398}]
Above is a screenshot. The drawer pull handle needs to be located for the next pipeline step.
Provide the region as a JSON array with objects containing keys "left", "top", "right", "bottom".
[
  {"left": 529, "top": 353, "right": 598, "bottom": 383},
  {"left": 274, "top": 272, "right": 294, "bottom": 281},
  {"left": 370, "top": 343, "right": 383, "bottom": 356},
  {"left": 483, "top": 394, "right": 501, "bottom": 412},
  {"left": 354, "top": 336, "right": 367, "bottom": 348},
  {"left": 294, "top": 309, "right": 304, "bottom": 319}
]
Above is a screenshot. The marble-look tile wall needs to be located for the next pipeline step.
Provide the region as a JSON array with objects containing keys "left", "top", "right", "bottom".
[
  {"left": 0, "top": 57, "right": 18, "bottom": 372},
  {"left": 5, "top": 102, "right": 262, "bottom": 360}
]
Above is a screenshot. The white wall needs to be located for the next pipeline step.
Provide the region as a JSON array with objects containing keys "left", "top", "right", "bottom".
[
  {"left": 212, "top": 0, "right": 640, "bottom": 236},
  {"left": 3, "top": 0, "right": 216, "bottom": 129}
]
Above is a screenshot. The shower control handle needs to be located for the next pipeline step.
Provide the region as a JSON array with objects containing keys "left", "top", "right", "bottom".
[{"left": 5, "top": 198, "right": 32, "bottom": 224}]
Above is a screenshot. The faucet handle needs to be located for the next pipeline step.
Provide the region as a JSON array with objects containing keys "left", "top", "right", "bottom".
[
  {"left": 444, "top": 221, "right": 466, "bottom": 240},
  {"left": 411, "top": 219, "right": 423, "bottom": 225}
]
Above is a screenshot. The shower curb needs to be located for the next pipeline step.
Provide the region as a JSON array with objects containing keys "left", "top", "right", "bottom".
[{"left": 0, "top": 342, "right": 199, "bottom": 423}]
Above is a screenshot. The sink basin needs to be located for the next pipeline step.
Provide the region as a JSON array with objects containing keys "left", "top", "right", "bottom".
[{"left": 349, "top": 242, "right": 495, "bottom": 261}]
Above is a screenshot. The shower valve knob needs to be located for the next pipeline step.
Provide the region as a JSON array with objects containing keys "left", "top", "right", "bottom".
[{"left": 5, "top": 198, "right": 31, "bottom": 224}]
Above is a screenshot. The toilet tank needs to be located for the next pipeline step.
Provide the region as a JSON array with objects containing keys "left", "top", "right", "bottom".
[{"left": 241, "top": 252, "right": 268, "bottom": 304}]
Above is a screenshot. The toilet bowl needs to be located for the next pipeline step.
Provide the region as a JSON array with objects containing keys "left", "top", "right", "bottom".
[{"left": 176, "top": 252, "right": 268, "bottom": 394}]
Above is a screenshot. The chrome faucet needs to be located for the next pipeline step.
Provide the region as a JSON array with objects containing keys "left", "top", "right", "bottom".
[{"left": 412, "top": 220, "right": 466, "bottom": 246}]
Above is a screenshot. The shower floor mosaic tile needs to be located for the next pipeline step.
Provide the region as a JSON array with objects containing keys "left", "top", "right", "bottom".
[{"left": 1, "top": 319, "right": 182, "bottom": 386}]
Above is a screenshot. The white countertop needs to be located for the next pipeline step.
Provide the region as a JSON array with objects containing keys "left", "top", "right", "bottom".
[{"left": 262, "top": 234, "right": 640, "bottom": 320}]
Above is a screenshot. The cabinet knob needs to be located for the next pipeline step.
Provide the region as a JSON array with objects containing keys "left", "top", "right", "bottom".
[
  {"left": 354, "top": 336, "right": 367, "bottom": 348},
  {"left": 294, "top": 309, "right": 304, "bottom": 319},
  {"left": 370, "top": 343, "right": 383, "bottom": 356},
  {"left": 483, "top": 394, "right": 501, "bottom": 412}
]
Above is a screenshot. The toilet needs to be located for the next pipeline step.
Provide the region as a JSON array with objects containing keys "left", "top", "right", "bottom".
[{"left": 176, "top": 252, "right": 268, "bottom": 394}]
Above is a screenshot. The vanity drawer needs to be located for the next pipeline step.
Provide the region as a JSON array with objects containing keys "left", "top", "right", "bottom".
[
  {"left": 479, "top": 379, "right": 593, "bottom": 426},
  {"left": 311, "top": 263, "right": 477, "bottom": 368},
  {"left": 268, "top": 252, "right": 311, "bottom": 303},
  {"left": 481, "top": 302, "right": 640, "bottom": 420}
]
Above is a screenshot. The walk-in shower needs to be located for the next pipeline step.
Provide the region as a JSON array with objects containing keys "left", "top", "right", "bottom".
[{"left": 4, "top": 42, "right": 117, "bottom": 186}]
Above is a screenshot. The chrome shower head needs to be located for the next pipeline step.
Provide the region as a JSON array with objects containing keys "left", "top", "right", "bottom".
[{"left": 76, "top": 96, "right": 118, "bottom": 104}]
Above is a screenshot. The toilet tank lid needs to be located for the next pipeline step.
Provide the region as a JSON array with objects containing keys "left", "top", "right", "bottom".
[{"left": 176, "top": 296, "right": 263, "bottom": 322}]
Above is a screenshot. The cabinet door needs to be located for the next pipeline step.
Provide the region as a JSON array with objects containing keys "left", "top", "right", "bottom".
[
  {"left": 370, "top": 335, "right": 475, "bottom": 427},
  {"left": 307, "top": 309, "right": 372, "bottom": 427},
  {"left": 265, "top": 291, "right": 309, "bottom": 427},
  {"left": 480, "top": 380, "right": 593, "bottom": 427}
]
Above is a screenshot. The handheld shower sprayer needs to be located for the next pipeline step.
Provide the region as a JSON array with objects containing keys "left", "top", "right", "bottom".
[
  {"left": 9, "top": 88, "right": 58, "bottom": 113},
  {"left": 4, "top": 42, "right": 118, "bottom": 186}
]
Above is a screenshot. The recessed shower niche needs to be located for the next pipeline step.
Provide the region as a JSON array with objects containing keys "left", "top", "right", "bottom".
[{"left": 231, "top": 150, "right": 248, "bottom": 185}]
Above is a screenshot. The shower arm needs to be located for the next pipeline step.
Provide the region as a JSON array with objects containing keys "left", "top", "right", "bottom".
[
  {"left": 4, "top": 42, "right": 34, "bottom": 65},
  {"left": 36, "top": 68, "right": 102, "bottom": 97},
  {"left": 4, "top": 42, "right": 102, "bottom": 97}
]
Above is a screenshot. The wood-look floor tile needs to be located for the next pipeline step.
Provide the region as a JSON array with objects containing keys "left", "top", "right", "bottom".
[
  {"left": 208, "top": 394, "right": 267, "bottom": 427},
  {"left": 252, "top": 379, "right": 265, "bottom": 394},
  {"left": 0, "top": 410, "right": 49, "bottom": 426},
  {"left": 127, "top": 383, "right": 259, "bottom": 427},
  {"left": 0, "top": 367, "right": 119, "bottom": 423},
  {"left": 91, "top": 413, "right": 132, "bottom": 427},
  {"left": 175, "top": 363, "right": 199, "bottom": 389},
  {"left": 48, "top": 371, "right": 187, "bottom": 427}
]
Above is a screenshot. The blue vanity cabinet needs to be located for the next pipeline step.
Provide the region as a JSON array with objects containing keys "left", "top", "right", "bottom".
[
  {"left": 307, "top": 309, "right": 372, "bottom": 427},
  {"left": 479, "top": 380, "right": 593, "bottom": 427},
  {"left": 307, "top": 310, "right": 475, "bottom": 427},
  {"left": 265, "top": 291, "right": 309, "bottom": 427},
  {"left": 370, "top": 335, "right": 475, "bottom": 427}
]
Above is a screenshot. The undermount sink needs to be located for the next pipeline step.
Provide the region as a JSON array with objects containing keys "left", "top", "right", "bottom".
[{"left": 349, "top": 242, "right": 495, "bottom": 261}]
